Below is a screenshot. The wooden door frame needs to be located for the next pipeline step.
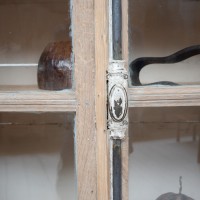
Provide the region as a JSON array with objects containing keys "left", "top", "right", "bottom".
[{"left": 73, "top": 0, "right": 128, "bottom": 199}]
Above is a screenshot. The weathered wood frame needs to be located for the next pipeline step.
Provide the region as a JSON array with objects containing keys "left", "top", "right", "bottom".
[
  {"left": 73, "top": 0, "right": 128, "bottom": 199},
  {"left": 0, "top": 0, "right": 128, "bottom": 199},
  {"left": 1, "top": 0, "right": 200, "bottom": 199}
]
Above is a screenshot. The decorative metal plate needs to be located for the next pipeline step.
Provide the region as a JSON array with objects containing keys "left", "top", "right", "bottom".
[
  {"left": 107, "top": 60, "right": 128, "bottom": 139},
  {"left": 109, "top": 84, "right": 128, "bottom": 122}
]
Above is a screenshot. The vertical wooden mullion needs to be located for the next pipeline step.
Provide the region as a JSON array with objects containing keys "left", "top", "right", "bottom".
[
  {"left": 121, "top": 0, "right": 129, "bottom": 199},
  {"left": 74, "top": 0, "right": 128, "bottom": 199},
  {"left": 95, "top": 0, "right": 110, "bottom": 200},
  {"left": 73, "top": 0, "right": 97, "bottom": 199},
  {"left": 74, "top": 0, "right": 110, "bottom": 199}
]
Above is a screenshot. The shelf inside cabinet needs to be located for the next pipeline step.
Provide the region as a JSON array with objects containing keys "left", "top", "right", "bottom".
[
  {"left": 128, "top": 85, "right": 200, "bottom": 107},
  {"left": 0, "top": 85, "right": 76, "bottom": 112}
]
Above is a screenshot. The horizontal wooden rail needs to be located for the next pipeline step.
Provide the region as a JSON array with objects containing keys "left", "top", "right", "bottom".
[
  {"left": 128, "top": 85, "right": 200, "bottom": 107},
  {"left": 0, "top": 86, "right": 76, "bottom": 112},
  {"left": 2, "top": 85, "right": 200, "bottom": 111}
]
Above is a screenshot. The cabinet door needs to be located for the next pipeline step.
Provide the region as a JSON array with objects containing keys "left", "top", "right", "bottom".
[
  {"left": 0, "top": 0, "right": 72, "bottom": 87},
  {"left": 128, "top": 1, "right": 200, "bottom": 199},
  {"left": 0, "top": 1, "right": 77, "bottom": 200}
]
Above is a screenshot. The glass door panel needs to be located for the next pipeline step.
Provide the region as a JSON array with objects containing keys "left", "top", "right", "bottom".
[
  {"left": 0, "top": 0, "right": 72, "bottom": 87},
  {"left": 129, "top": 0, "right": 200, "bottom": 85},
  {"left": 0, "top": 112, "right": 77, "bottom": 200}
]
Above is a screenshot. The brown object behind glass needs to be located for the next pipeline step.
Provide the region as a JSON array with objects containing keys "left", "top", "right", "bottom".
[
  {"left": 156, "top": 193, "right": 194, "bottom": 200},
  {"left": 38, "top": 41, "right": 72, "bottom": 90}
]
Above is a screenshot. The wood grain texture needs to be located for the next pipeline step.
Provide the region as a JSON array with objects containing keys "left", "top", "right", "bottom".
[
  {"left": 0, "top": 86, "right": 76, "bottom": 112},
  {"left": 95, "top": 0, "right": 110, "bottom": 199},
  {"left": 73, "top": 0, "right": 97, "bottom": 199},
  {"left": 129, "top": 85, "right": 200, "bottom": 107},
  {"left": 122, "top": 0, "right": 129, "bottom": 199}
]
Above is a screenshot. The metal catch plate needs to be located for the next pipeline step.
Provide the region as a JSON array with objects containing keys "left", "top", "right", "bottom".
[{"left": 107, "top": 60, "right": 128, "bottom": 139}]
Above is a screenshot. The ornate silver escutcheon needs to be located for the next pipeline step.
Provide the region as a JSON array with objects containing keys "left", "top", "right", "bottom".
[{"left": 107, "top": 60, "right": 128, "bottom": 139}]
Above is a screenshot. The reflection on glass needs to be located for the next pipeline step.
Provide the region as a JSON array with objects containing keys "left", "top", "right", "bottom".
[
  {"left": 0, "top": 0, "right": 71, "bottom": 85},
  {"left": 0, "top": 112, "right": 76, "bottom": 200},
  {"left": 0, "top": 0, "right": 70, "bottom": 64},
  {"left": 129, "top": 107, "right": 200, "bottom": 200},
  {"left": 129, "top": 0, "right": 200, "bottom": 85}
]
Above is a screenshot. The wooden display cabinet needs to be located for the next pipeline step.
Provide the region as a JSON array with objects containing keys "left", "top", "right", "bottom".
[
  {"left": 1, "top": 0, "right": 200, "bottom": 199},
  {"left": 128, "top": 1, "right": 200, "bottom": 199},
  {"left": 0, "top": 0, "right": 128, "bottom": 199}
]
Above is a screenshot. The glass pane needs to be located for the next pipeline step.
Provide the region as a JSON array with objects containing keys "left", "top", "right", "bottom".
[
  {"left": 129, "top": 0, "right": 200, "bottom": 85},
  {"left": 0, "top": 112, "right": 76, "bottom": 200},
  {"left": 0, "top": 0, "right": 72, "bottom": 86},
  {"left": 129, "top": 107, "right": 200, "bottom": 199}
]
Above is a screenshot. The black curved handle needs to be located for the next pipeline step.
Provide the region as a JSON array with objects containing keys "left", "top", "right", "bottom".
[{"left": 129, "top": 45, "right": 200, "bottom": 86}]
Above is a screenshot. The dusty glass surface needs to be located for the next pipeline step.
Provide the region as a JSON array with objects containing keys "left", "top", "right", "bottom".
[
  {"left": 129, "top": 107, "right": 200, "bottom": 199},
  {"left": 0, "top": 0, "right": 71, "bottom": 85},
  {"left": 129, "top": 2, "right": 200, "bottom": 198},
  {"left": 129, "top": 0, "right": 200, "bottom": 85},
  {"left": 0, "top": 112, "right": 76, "bottom": 200}
]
